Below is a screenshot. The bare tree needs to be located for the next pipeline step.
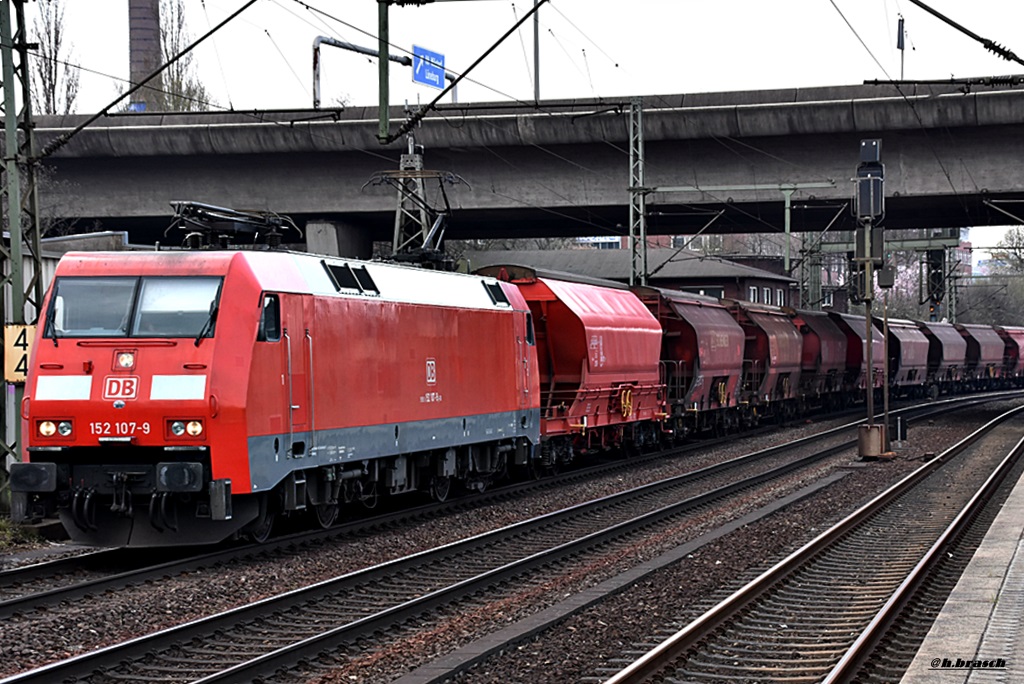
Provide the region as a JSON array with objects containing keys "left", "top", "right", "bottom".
[
  {"left": 30, "top": 0, "right": 79, "bottom": 115},
  {"left": 446, "top": 237, "right": 579, "bottom": 262},
  {"left": 960, "top": 225, "right": 1024, "bottom": 324},
  {"left": 989, "top": 226, "right": 1024, "bottom": 272},
  {"left": 159, "top": 0, "right": 213, "bottom": 111}
]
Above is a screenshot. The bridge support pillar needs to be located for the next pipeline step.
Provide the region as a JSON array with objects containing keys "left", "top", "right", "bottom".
[{"left": 306, "top": 220, "right": 373, "bottom": 260}]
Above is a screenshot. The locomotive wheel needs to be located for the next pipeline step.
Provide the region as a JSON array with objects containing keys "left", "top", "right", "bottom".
[
  {"left": 429, "top": 476, "right": 452, "bottom": 502},
  {"left": 244, "top": 494, "right": 275, "bottom": 544},
  {"left": 315, "top": 502, "right": 339, "bottom": 529}
]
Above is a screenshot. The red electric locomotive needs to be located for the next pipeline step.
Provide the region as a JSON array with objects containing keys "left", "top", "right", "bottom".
[{"left": 12, "top": 250, "right": 540, "bottom": 546}]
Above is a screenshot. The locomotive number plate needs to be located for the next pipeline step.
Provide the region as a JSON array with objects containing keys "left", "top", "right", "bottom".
[{"left": 90, "top": 421, "right": 152, "bottom": 436}]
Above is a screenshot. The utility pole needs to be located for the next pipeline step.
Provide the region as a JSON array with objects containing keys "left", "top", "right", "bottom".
[
  {"left": 641, "top": 180, "right": 836, "bottom": 304},
  {"left": 852, "top": 139, "right": 886, "bottom": 459},
  {"left": 533, "top": 0, "right": 540, "bottom": 102},
  {"left": 1, "top": 0, "right": 44, "bottom": 511},
  {"left": 378, "top": 0, "right": 390, "bottom": 142},
  {"left": 627, "top": 97, "right": 646, "bottom": 286}
]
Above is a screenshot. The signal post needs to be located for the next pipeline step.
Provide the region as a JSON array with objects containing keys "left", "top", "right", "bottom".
[{"left": 852, "top": 140, "right": 890, "bottom": 459}]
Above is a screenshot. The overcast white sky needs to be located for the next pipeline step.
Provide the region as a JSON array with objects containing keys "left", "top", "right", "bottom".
[
  {"left": 43, "top": 0, "right": 1024, "bottom": 112},
  {"left": 30, "top": 0, "right": 1024, "bottom": 254}
]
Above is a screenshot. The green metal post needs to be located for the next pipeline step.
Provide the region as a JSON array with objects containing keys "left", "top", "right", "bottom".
[
  {"left": 2, "top": 3, "right": 24, "bottom": 325},
  {"left": 1, "top": 0, "right": 24, "bottom": 506}
]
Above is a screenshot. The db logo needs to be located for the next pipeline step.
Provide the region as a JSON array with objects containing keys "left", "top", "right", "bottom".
[
  {"left": 425, "top": 358, "right": 437, "bottom": 386},
  {"left": 103, "top": 376, "right": 139, "bottom": 400}
]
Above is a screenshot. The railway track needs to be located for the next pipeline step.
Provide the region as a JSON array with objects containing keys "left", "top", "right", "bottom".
[
  {"left": 602, "top": 403, "right": 1024, "bottom": 684},
  {"left": 0, "top": 402, "right": 864, "bottom": 618},
  {"left": 3, "top": 395, "right": 1007, "bottom": 684}
]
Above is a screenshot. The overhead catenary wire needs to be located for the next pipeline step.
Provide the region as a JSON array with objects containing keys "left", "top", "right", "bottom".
[
  {"left": 546, "top": 27, "right": 590, "bottom": 83},
  {"left": 199, "top": 0, "right": 235, "bottom": 110},
  {"left": 383, "top": 0, "right": 551, "bottom": 143},
  {"left": 830, "top": 0, "right": 972, "bottom": 220},
  {"left": 19, "top": 0, "right": 807, "bottom": 254},
  {"left": 264, "top": 28, "right": 310, "bottom": 97},
  {"left": 538, "top": 17, "right": 840, "bottom": 226},
  {"left": 905, "top": 0, "right": 1024, "bottom": 67},
  {"left": 38, "top": 0, "right": 261, "bottom": 159},
  {"left": 292, "top": 0, "right": 530, "bottom": 110},
  {"left": 20, "top": 49, "right": 404, "bottom": 167},
  {"left": 546, "top": 2, "right": 619, "bottom": 67},
  {"left": 294, "top": 0, "right": 839, "bottom": 234},
  {"left": 510, "top": 2, "right": 535, "bottom": 95},
  {"left": 30, "top": 0, "right": 940, "bottom": 255}
]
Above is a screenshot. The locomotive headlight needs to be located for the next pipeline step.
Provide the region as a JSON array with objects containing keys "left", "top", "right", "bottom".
[
  {"left": 185, "top": 420, "right": 204, "bottom": 436},
  {"left": 38, "top": 420, "right": 57, "bottom": 437},
  {"left": 170, "top": 421, "right": 186, "bottom": 436},
  {"left": 57, "top": 421, "right": 73, "bottom": 437},
  {"left": 116, "top": 351, "right": 136, "bottom": 370}
]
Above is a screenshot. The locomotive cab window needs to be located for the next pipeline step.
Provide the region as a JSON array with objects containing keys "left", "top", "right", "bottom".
[
  {"left": 258, "top": 294, "right": 281, "bottom": 342},
  {"left": 44, "top": 276, "right": 223, "bottom": 339},
  {"left": 526, "top": 312, "right": 536, "bottom": 346},
  {"left": 44, "top": 277, "right": 137, "bottom": 338}
]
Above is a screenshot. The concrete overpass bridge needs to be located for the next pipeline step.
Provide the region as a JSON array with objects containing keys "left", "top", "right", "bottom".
[{"left": 32, "top": 83, "right": 1024, "bottom": 255}]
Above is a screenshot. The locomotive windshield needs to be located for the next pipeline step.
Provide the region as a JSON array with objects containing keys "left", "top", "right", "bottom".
[{"left": 44, "top": 276, "right": 223, "bottom": 339}]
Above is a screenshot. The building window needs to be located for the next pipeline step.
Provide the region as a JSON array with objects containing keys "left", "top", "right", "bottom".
[
  {"left": 763, "top": 287, "right": 772, "bottom": 306},
  {"left": 777, "top": 288, "right": 785, "bottom": 307},
  {"left": 748, "top": 286, "right": 758, "bottom": 303},
  {"left": 823, "top": 290, "right": 834, "bottom": 308}
]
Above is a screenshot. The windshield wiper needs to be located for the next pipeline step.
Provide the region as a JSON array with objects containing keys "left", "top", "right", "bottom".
[
  {"left": 44, "top": 301, "right": 59, "bottom": 347},
  {"left": 194, "top": 302, "right": 219, "bottom": 347}
]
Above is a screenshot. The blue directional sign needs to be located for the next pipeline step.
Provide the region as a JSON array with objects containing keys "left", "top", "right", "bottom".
[{"left": 412, "top": 45, "right": 445, "bottom": 90}]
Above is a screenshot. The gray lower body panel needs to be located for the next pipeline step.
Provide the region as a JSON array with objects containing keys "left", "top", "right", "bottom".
[{"left": 246, "top": 409, "right": 541, "bottom": 493}]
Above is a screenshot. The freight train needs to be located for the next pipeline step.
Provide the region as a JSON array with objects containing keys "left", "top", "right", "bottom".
[{"left": 11, "top": 249, "right": 1024, "bottom": 547}]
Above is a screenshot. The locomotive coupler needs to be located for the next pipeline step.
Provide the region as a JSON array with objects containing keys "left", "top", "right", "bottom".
[{"left": 110, "top": 471, "right": 134, "bottom": 517}]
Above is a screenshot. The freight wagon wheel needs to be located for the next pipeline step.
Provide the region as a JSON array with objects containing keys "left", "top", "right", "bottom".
[
  {"left": 244, "top": 494, "right": 276, "bottom": 544},
  {"left": 429, "top": 476, "right": 452, "bottom": 502},
  {"left": 528, "top": 458, "right": 544, "bottom": 480},
  {"left": 315, "top": 502, "right": 339, "bottom": 528}
]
